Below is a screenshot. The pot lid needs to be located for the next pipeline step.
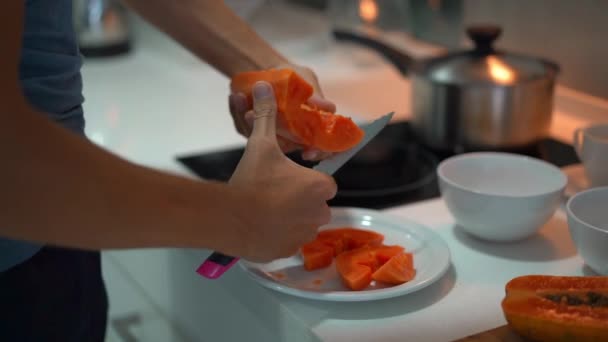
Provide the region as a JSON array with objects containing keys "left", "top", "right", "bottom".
[{"left": 424, "top": 25, "right": 558, "bottom": 85}]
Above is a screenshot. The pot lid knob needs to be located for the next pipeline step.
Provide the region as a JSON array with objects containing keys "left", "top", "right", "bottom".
[{"left": 467, "top": 25, "right": 502, "bottom": 54}]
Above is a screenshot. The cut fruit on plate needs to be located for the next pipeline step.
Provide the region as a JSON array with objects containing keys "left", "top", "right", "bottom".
[
  {"left": 238, "top": 207, "right": 451, "bottom": 302},
  {"left": 501, "top": 275, "right": 608, "bottom": 342},
  {"left": 317, "top": 227, "right": 384, "bottom": 256},
  {"left": 335, "top": 245, "right": 407, "bottom": 290},
  {"left": 301, "top": 227, "right": 385, "bottom": 271},
  {"left": 301, "top": 227, "right": 413, "bottom": 291},
  {"left": 372, "top": 252, "right": 416, "bottom": 285},
  {"left": 301, "top": 240, "right": 334, "bottom": 271},
  {"left": 230, "top": 68, "right": 365, "bottom": 152}
]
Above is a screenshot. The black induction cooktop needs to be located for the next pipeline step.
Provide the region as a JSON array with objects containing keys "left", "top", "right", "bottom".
[{"left": 176, "top": 121, "right": 579, "bottom": 210}]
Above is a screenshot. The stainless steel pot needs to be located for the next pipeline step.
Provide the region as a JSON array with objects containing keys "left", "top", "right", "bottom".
[
  {"left": 73, "top": 0, "right": 131, "bottom": 57},
  {"left": 333, "top": 25, "right": 560, "bottom": 152}
]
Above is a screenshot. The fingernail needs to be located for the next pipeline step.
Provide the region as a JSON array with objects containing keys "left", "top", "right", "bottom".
[
  {"left": 303, "top": 150, "right": 319, "bottom": 160},
  {"left": 253, "top": 81, "right": 273, "bottom": 99}
]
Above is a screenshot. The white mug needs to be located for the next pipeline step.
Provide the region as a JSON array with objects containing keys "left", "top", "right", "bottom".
[
  {"left": 566, "top": 186, "right": 608, "bottom": 275},
  {"left": 574, "top": 123, "right": 608, "bottom": 187}
]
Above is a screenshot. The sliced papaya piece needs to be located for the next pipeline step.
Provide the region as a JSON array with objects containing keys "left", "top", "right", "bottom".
[
  {"left": 344, "top": 228, "right": 385, "bottom": 250},
  {"left": 230, "top": 69, "right": 364, "bottom": 152},
  {"left": 335, "top": 247, "right": 376, "bottom": 291},
  {"left": 340, "top": 265, "right": 373, "bottom": 291},
  {"left": 300, "top": 227, "right": 384, "bottom": 270},
  {"left": 335, "top": 245, "right": 406, "bottom": 291},
  {"left": 292, "top": 104, "right": 365, "bottom": 153},
  {"left": 230, "top": 69, "right": 312, "bottom": 116},
  {"left": 300, "top": 240, "right": 334, "bottom": 271},
  {"left": 372, "top": 253, "right": 416, "bottom": 285},
  {"left": 317, "top": 227, "right": 384, "bottom": 256},
  {"left": 375, "top": 246, "right": 407, "bottom": 265},
  {"left": 501, "top": 275, "right": 608, "bottom": 342},
  {"left": 316, "top": 237, "right": 346, "bottom": 257}
]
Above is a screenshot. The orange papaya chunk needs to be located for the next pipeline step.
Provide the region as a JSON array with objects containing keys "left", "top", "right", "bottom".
[
  {"left": 501, "top": 275, "right": 608, "bottom": 342},
  {"left": 372, "top": 252, "right": 416, "bottom": 285},
  {"left": 374, "top": 246, "right": 407, "bottom": 265},
  {"left": 230, "top": 69, "right": 364, "bottom": 152},
  {"left": 335, "top": 247, "right": 376, "bottom": 291},
  {"left": 300, "top": 240, "right": 334, "bottom": 271},
  {"left": 230, "top": 69, "right": 312, "bottom": 115},
  {"left": 335, "top": 245, "right": 406, "bottom": 291},
  {"left": 300, "top": 227, "right": 384, "bottom": 270},
  {"left": 317, "top": 227, "right": 384, "bottom": 256}
]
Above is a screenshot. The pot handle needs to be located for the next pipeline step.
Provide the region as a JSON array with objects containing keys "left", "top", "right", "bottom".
[
  {"left": 332, "top": 29, "right": 414, "bottom": 76},
  {"left": 467, "top": 25, "right": 502, "bottom": 55}
]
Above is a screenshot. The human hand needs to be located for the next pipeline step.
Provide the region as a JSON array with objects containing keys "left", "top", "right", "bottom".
[
  {"left": 229, "top": 64, "right": 336, "bottom": 161},
  {"left": 227, "top": 81, "right": 337, "bottom": 262}
]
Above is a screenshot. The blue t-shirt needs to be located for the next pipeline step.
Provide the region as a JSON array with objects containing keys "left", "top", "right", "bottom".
[{"left": 0, "top": 0, "right": 85, "bottom": 272}]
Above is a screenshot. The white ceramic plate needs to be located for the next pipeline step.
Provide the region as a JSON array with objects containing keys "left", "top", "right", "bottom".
[{"left": 239, "top": 207, "right": 451, "bottom": 301}]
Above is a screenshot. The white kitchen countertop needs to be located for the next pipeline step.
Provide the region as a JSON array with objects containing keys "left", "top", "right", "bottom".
[
  {"left": 83, "top": 3, "right": 608, "bottom": 341},
  {"left": 277, "top": 201, "right": 587, "bottom": 342}
]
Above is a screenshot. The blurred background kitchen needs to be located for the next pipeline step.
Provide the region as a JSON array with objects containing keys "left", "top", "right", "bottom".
[
  {"left": 74, "top": 1, "right": 608, "bottom": 341},
  {"left": 76, "top": 0, "right": 608, "bottom": 97}
]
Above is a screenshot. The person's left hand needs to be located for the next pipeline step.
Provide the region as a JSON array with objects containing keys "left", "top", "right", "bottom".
[{"left": 229, "top": 63, "right": 336, "bottom": 161}]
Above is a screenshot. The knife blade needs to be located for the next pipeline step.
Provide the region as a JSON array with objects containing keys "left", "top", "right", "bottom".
[
  {"left": 313, "top": 111, "right": 394, "bottom": 175},
  {"left": 196, "top": 112, "right": 395, "bottom": 279}
]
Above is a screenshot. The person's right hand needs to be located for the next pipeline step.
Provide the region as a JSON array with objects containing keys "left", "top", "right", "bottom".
[{"left": 227, "top": 81, "right": 337, "bottom": 263}]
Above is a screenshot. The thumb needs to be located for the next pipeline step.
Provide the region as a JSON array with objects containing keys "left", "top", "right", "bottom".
[{"left": 250, "top": 81, "right": 277, "bottom": 139}]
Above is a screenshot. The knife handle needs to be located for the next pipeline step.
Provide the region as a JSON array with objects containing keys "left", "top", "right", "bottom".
[{"left": 196, "top": 252, "right": 239, "bottom": 279}]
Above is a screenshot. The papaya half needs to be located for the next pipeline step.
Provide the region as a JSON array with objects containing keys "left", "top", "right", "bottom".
[
  {"left": 501, "top": 275, "right": 608, "bottom": 342},
  {"left": 230, "top": 69, "right": 364, "bottom": 152}
]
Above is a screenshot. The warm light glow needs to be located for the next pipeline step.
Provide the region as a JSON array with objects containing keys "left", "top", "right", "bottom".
[
  {"left": 359, "top": 0, "right": 379, "bottom": 24},
  {"left": 487, "top": 56, "right": 515, "bottom": 84}
]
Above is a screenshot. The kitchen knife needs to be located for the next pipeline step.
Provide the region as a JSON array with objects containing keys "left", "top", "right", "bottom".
[
  {"left": 312, "top": 112, "right": 394, "bottom": 174},
  {"left": 197, "top": 112, "right": 395, "bottom": 279}
]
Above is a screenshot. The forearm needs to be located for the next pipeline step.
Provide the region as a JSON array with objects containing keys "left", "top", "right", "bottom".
[
  {"left": 0, "top": 100, "right": 242, "bottom": 252},
  {"left": 122, "top": 0, "right": 288, "bottom": 77}
]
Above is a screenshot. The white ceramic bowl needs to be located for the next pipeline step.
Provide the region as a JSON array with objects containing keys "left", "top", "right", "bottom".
[
  {"left": 566, "top": 186, "right": 608, "bottom": 275},
  {"left": 437, "top": 152, "right": 567, "bottom": 241}
]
